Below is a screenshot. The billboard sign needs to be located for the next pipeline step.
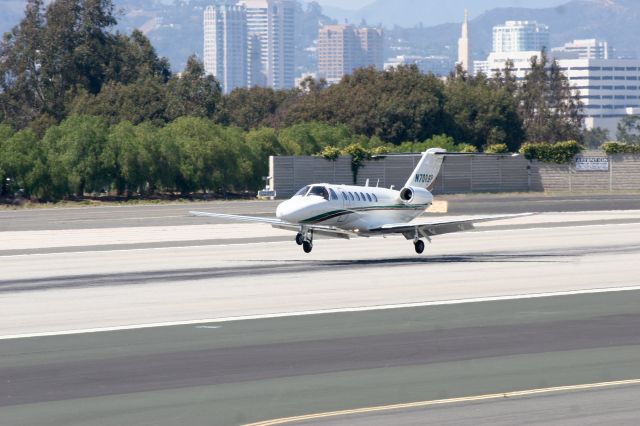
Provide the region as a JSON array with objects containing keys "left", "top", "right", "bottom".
[{"left": 576, "top": 157, "right": 609, "bottom": 171}]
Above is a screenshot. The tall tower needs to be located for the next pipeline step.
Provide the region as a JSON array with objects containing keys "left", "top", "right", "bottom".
[
  {"left": 203, "top": 3, "right": 247, "bottom": 94},
  {"left": 241, "top": 0, "right": 295, "bottom": 90},
  {"left": 457, "top": 9, "right": 472, "bottom": 75},
  {"left": 318, "top": 24, "right": 384, "bottom": 84},
  {"left": 492, "top": 21, "right": 549, "bottom": 53}
]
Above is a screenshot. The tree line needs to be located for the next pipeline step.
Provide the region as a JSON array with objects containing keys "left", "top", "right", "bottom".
[{"left": 1, "top": 0, "right": 591, "bottom": 200}]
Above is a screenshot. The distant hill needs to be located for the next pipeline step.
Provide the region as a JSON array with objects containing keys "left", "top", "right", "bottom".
[
  {"left": 388, "top": 0, "right": 640, "bottom": 60},
  {"left": 3, "top": 0, "right": 640, "bottom": 72},
  {"left": 326, "top": 0, "right": 568, "bottom": 27}
]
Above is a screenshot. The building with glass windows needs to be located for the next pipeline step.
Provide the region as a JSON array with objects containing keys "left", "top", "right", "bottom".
[
  {"left": 317, "top": 24, "right": 384, "bottom": 84},
  {"left": 551, "top": 39, "right": 613, "bottom": 60},
  {"left": 203, "top": 3, "right": 248, "bottom": 94},
  {"left": 492, "top": 21, "right": 550, "bottom": 53},
  {"left": 241, "top": 0, "right": 295, "bottom": 90},
  {"left": 560, "top": 59, "right": 640, "bottom": 134},
  {"left": 482, "top": 57, "right": 640, "bottom": 134}
]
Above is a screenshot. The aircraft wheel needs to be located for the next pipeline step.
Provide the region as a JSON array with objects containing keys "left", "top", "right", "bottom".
[
  {"left": 303, "top": 241, "right": 313, "bottom": 253},
  {"left": 414, "top": 240, "right": 425, "bottom": 254},
  {"left": 295, "top": 233, "right": 304, "bottom": 245}
]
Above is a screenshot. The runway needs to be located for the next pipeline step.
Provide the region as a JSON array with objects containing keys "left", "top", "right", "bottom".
[{"left": 1, "top": 201, "right": 640, "bottom": 425}]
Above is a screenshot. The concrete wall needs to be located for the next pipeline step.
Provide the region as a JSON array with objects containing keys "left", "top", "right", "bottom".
[
  {"left": 270, "top": 154, "right": 530, "bottom": 198},
  {"left": 530, "top": 151, "right": 640, "bottom": 193},
  {"left": 269, "top": 151, "right": 640, "bottom": 197}
]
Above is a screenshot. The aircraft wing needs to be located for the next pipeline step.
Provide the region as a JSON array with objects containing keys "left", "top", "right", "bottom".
[
  {"left": 190, "top": 211, "right": 284, "bottom": 224},
  {"left": 189, "top": 211, "right": 357, "bottom": 240},
  {"left": 369, "top": 213, "right": 534, "bottom": 239}
]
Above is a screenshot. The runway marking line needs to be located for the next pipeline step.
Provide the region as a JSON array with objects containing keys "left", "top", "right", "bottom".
[
  {"left": 2, "top": 219, "right": 640, "bottom": 258},
  {"left": 3, "top": 285, "right": 640, "bottom": 340},
  {"left": 244, "top": 378, "right": 640, "bottom": 426}
]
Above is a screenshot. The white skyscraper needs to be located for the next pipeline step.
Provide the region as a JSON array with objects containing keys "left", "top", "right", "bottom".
[
  {"left": 552, "top": 39, "right": 613, "bottom": 60},
  {"left": 493, "top": 21, "right": 550, "bottom": 53},
  {"left": 203, "top": 3, "right": 247, "bottom": 94},
  {"left": 457, "top": 9, "right": 472, "bottom": 75},
  {"left": 241, "top": 0, "right": 295, "bottom": 90}
]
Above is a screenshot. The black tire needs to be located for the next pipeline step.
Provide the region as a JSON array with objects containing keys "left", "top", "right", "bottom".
[
  {"left": 303, "top": 241, "right": 313, "bottom": 253},
  {"left": 414, "top": 240, "right": 425, "bottom": 254},
  {"left": 295, "top": 233, "right": 304, "bottom": 245}
]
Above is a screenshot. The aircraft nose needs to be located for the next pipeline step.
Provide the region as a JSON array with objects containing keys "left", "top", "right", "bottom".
[{"left": 276, "top": 200, "right": 290, "bottom": 220}]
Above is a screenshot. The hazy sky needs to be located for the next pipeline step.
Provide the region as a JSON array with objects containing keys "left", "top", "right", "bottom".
[
  {"left": 314, "top": 0, "right": 373, "bottom": 9},
  {"left": 313, "top": 0, "right": 570, "bottom": 13}
]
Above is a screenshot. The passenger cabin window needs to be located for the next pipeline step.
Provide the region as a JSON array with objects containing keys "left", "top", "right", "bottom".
[
  {"left": 349, "top": 192, "right": 354, "bottom": 200},
  {"left": 366, "top": 193, "right": 372, "bottom": 202},
  {"left": 308, "top": 186, "right": 330, "bottom": 200},
  {"left": 360, "top": 192, "right": 366, "bottom": 201},
  {"left": 295, "top": 186, "right": 310, "bottom": 196},
  {"left": 372, "top": 194, "right": 378, "bottom": 202},
  {"left": 354, "top": 192, "right": 360, "bottom": 201},
  {"left": 328, "top": 188, "right": 338, "bottom": 200},
  {"left": 341, "top": 192, "right": 348, "bottom": 201}
]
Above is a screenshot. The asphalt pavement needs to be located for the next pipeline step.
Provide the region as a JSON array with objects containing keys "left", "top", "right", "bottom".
[
  {"left": 2, "top": 193, "right": 640, "bottom": 231},
  {"left": 2, "top": 200, "right": 640, "bottom": 425},
  {"left": 2, "top": 291, "right": 640, "bottom": 425}
]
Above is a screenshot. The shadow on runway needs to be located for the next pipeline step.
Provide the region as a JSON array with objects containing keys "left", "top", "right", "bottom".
[
  {"left": 0, "top": 252, "right": 574, "bottom": 294},
  {"left": 3, "top": 244, "right": 639, "bottom": 293}
]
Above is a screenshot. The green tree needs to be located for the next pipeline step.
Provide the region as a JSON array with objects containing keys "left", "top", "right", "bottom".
[
  {"left": 519, "top": 51, "right": 583, "bottom": 143},
  {"left": 445, "top": 71, "right": 524, "bottom": 151},
  {"left": 0, "top": 124, "right": 16, "bottom": 195},
  {"left": 70, "top": 77, "right": 168, "bottom": 125},
  {"left": 0, "top": 0, "right": 46, "bottom": 128},
  {"left": 42, "top": 114, "right": 111, "bottom": 196},
  {"left": 284, "top": 66, "right": 448, "bottom": 144},
  {"left": 582, "top": 127, "right": 610, "bottom": 149},
  {"left": 157, "top": 117, "right": 243, "bottom": 194},
  {"left": 0, "top": 128, "right": 51, "bottom": 198},
  {"left": 105, "top": 30, "right": 171, "bottom": 85},
  {"left": 165, "top": 55, "right": 222, "bottom": 121},
  {"left": 217, "top": 86, "right": 295, "bottom": 130},
  {"left": 278, "top": 122, "right": 353, "bottom": 155},
  {"left": 616, "top": 115, "right": 640, "bottom": 144},
  {"left": 103, "top": 121, "right": 157, "bottom": 195},
  {"left": 244, "top": 128, "right": 287, "bottom": 189}
]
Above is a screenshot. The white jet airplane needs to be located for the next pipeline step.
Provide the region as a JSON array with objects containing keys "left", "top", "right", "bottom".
[{"left": 191, "top": 148, "right": 528, "bottom": 254}]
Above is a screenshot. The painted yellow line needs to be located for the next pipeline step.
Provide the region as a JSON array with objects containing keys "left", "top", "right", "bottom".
[{"left": 244, "top": 378, "right": 640, "bottom": 426}]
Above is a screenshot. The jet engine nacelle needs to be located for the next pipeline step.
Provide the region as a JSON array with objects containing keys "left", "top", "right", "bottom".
[{"left": 399, "top": 186, "right": 433, "bottom": 205}]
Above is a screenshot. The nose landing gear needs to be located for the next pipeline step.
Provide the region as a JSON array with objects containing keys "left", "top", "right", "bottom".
[{"left": 297, "top": 229, "right": 314, "bottom": 253}]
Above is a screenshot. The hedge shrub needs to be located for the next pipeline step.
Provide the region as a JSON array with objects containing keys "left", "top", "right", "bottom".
[
  {"left": 484, "top": 143, "right": 509, "bottom": 154},
  {"left": 519, "top": 141, "right": 584, "bottom": 164},
  {"left": 601, "top": 141, "right": 640, "bottom": 155}
]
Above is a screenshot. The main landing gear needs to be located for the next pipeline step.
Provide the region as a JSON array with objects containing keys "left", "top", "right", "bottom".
[
  {"left": 296, "top": 230, "right": 314, "bottom": 253},
  {"left": 414, "top": 239, "right": 425, "bottom": 254}
]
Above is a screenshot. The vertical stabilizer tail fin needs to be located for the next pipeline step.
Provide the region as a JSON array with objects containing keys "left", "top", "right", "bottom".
[{"left": 404, "top": 148, "right": 446, "bottom": 189}]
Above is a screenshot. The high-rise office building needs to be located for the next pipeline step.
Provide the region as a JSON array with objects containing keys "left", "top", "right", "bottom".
[
  {"left": 317, "top": 24, "right": 384, "bottom": 84},
  {"left": 241, "top": 0, "right": 295, "bottom": 90},
  {"left": 457, "top": 10, "right": 472, "bottom": 74},
  {"left": 203, "top": 3, "right": 247, "bottom": 94},
  {"left": 356, "top": 27, "right": 384, "bottom": 70},
  {"left": 492, "top": 21, "right": 549, "bottom": 53},
  {"left": 552, "top": 39, "right": 613, "bottom": 60}
]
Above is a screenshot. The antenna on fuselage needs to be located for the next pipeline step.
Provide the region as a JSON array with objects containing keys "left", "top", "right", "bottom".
[
  {"left": 376, "top": 179, "right": 380, "bottom": 187},
  {"left": 365, "top": 179, "right": 370, "bottom": 187}
]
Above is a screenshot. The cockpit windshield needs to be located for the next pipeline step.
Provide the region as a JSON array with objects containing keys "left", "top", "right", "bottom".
[
  {"left": 307, "top": 186, "right": 330, "bottom": 200},
  {"left": 294, "top": 186, "right": 310, "bottom": 196}
]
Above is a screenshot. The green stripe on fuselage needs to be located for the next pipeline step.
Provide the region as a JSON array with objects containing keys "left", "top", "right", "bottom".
[{"left": 300, "top": 204, "right": 429, "bottom": 224}]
